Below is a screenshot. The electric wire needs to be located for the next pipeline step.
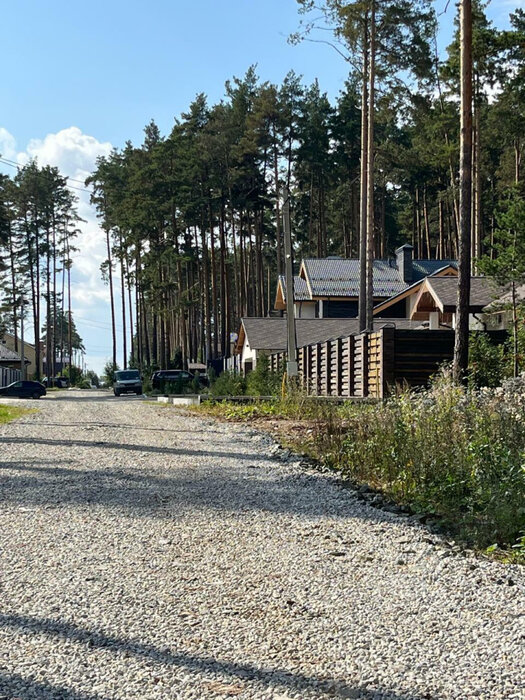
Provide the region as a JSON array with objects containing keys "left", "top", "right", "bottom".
[{"left": 0, "top": 157, "right": 93, "bottom": 193}]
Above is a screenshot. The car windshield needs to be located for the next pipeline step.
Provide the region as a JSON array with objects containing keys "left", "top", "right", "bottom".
[{"left": 115, "top": 371, "right": 139, "bottom": 381}]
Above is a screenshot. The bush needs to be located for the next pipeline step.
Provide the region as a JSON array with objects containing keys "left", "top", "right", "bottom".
[
  {"left": 327, "top": 371, "right": 525, "bottom": 549},
  {"left": 469, "top": 332, "right": 506, "bottom": 389},
  {"left": 210, "top": 370, "right": 246, "bottom": 397},
  {"left": 165, "top": 377, "right": 186, "bottom": 395},
  {"left": 246, "top": 353, "right": 282, "bottom": 396},
  {"left": 102, "top": 361, "right": 120, "bottom": 386},
  {"left": 76, "top": 379, "right": 92, "bottom": 389}
]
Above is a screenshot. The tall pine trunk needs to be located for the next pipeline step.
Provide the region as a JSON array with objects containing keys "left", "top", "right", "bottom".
[
  {"left": 365, "top": 0, "right": 376, "bottom": 331},
  {"left": 453, "top": 0, "right": 473, "bottom": 384}
]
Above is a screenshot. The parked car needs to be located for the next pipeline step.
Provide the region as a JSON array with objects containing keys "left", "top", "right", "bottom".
[
  {"left": 151, "top": 369, "right": 208, "bottom": 391},
  {"left": 113, "top": 369, "right": 143, "bottom": 396},
  {"left": 0, "top": 380, "right": 46, "bottom": 399},
  {"left": 42, "top": 376, "right": 69, "bottom": 388}
]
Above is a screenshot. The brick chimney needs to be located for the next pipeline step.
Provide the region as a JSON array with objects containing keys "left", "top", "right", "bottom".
[{"left": 395, "top": 244, "right": 414, "bottom": 283}]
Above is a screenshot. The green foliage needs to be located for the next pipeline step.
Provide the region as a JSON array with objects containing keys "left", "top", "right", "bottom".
[
  {"left": 142, "top": 375, "right": 153, "bottom": 395},
  {"left": 210, "top": 371, "right": 246, "bottom": 397},
  {"left": 170, "top": 348, "right": 183, "bottom": 369},
  {"left": 198, "top": 374, "right": 525, "bottom": 555},
  {"left": 325, "top": 374, "right": 525, "bottom": 550},
  {"left": 76, "top": 379, "right": 92, "bottom": 389},
  {"left": 468, "top": 332, "right": 506, "bottom": 388},
  {"left": 102, "top": 361, "right": 120, "bottom": 386},
  {"left": 85, "top": 370, "right": 100, "bottom": 388},
  {"left": 62, "top": 364, "right": 83, "bottom": 387},
  {"left": 245, "top": 353, "right": 282, "bottom": 396},
  {"left": 165, "top": 377, "right": 186, "bottom": 395}
]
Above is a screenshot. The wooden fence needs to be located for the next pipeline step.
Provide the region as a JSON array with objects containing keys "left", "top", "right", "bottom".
[{"left": 270, "top": 328, "right": 458, "bottom": 399}]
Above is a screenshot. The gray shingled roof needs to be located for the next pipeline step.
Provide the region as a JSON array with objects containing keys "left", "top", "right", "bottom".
[
  {"left": 412, "top": 260, "right": 457, "bottom": 281},
  {"left": 373, "top": 265, "right": 458, "bottom": 314},
  {"left": 302, "top": 258, "right": 457, "bottom": 298},
  {"left": 278, "top": 275, "right": 311, "bottom": 302},
  {"left": 484, "top": 282, "right": 525, "bottom": 310},
  {"left": 426, "top": 277, "right": 501, "bottom": 312},
  {"left": 0, "top": 343, "right": 22, "bottom": 363},
  {"left": 241, "top": 317, "right": 424, "bottom": 352}
]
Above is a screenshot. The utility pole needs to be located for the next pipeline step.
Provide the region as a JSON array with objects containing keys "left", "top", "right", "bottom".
[
  {"left": 283, "top": 188, "right": 298, "bottom": 377},
  {"left": 20, "top": 298, "right": 26, "bottom": 381}
]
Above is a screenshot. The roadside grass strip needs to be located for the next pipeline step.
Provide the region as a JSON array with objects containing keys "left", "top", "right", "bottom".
[{"left": 0, "top": 405, "right": 36, "bottom": 424}]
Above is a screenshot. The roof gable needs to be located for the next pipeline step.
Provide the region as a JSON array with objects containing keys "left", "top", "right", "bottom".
[
  {"left": 409, "top": 276, "right": 501, "bottom": 317},
  {"left": 275, "top": 275, "right": 311, "bottom": 309},
  {"left": 373, "top": 265, "right": 458, "bottom": 315}
]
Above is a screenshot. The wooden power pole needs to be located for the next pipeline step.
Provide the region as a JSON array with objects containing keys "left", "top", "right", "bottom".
[
  {"left": 283, "top": 189, "right": 298, "bottom": 377},
  {"left": 453, "top": 0, "right": 473, "bottom": 383}
]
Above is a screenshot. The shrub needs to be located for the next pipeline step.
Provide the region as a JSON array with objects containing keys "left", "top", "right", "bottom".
[
  {"left": 246, "top": 353, "right": 282, "bottom": 396},
  {"left": 165, "top": 377, "right": 186, "bottom": 395},
  {"left": 469, "top": 332, "right": 506, "bottom": 388},
  {"left": 76, "top": 379, "right": 92, "bottom": 389},
  {"left": 102, "top": 361, "right": 120, "bottom": 386},
  {"left": 210, "top": 370, "right": 246, "bottom": 397},
  {"left": 329, "top": 371, "right": 525, "bottom": 548}
]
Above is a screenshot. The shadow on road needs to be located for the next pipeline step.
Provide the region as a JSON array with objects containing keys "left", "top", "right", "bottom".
[
  {"left": 0, "top": 670, "right": 110, "bottom": 700},
  {"left": 0, "top": 453, "right": 368, "bottom": 521},
  {"left": 0, "top": 435, "right": 269, "bottom": 464},
  {"left": 0, "top": 612, "right": 432, "bottom": 700}
]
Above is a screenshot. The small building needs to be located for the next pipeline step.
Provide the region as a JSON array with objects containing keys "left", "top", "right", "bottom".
[
  {"left": 482, "top": 283, "right": 525, "bottom": 330},
  {"left": 235, "top": 317, "right": 423, "bottom": 374},
  {"left": 0, "top": 343, "right": 30, "bottom": 387},
  {"left": 274, "top": 276, "right": 315, "bottom": 318},
  {"left": 1, "top": 333, "right": 39, "bottom": 378},
  {"left": 274, "top": 246, "right": 457, "bottom": 319},
  {"left": 406, "top": 277, "right": 503, "bottom": 330},
  {"left": 373, "top": 266, "right": 459, "bottom": 322}
]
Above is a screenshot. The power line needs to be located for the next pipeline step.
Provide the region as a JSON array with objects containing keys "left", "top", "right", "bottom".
[{"left": 0, "top": 157, "right": 93, "bottom": 194}]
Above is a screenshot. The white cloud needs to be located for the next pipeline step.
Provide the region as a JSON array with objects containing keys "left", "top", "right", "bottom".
[
  {"left": 19, "top": 126, "right": 112, "bottom": 173},
  {"left": 1, "top": 126, "right": 121, "bottom": 375},
  {"left": 0, "top": 127, "right": 17, "bottom": 161}
]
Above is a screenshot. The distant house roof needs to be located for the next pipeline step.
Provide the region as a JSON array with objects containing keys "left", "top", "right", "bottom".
[
  {"left": 0, "top": 343, "right": 22, "bottom": 365},
  {"left": 410, "top": 277, "right": 502, "bottom": 317},
  {"left": 300, "top": 258, "right": 457, "bottom": 299},
  {"left": 1, "top": 332, "right": 35, "bottom": 349},
  {"left": 373, "top": 264, "right": 458, "bottom": 315},
  {"left": 483, "top": 282, "right": 525, "bottom": 311},
  {"left": 275, "top": 275, "right": 311, "bottom": 310},
  {"left": 236, "top": 317, "right": 424, "bottom": 354}
]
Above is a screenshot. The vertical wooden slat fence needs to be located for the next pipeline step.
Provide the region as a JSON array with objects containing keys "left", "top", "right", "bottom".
[{"left": 270, "top": 328, "right": 464, "bottom": 399}]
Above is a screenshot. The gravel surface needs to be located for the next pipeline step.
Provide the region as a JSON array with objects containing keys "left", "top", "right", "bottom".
[{"left": 0, "top": 390, "right": 523, "bottom": 700}]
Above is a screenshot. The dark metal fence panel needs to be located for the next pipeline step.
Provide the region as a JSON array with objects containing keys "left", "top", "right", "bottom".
[{"left": 0, "top": 367, "right": 21, "bottom": 388}]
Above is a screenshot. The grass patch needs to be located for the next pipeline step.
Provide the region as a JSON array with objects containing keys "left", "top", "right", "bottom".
[{"left": 0, "top": 405, "right": 36, "bottom": 424}]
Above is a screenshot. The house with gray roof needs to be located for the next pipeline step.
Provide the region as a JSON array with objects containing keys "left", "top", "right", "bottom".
[
  {"left": 234, "top": 317, "right": 423, "bottom": 373},
  {"left": 275, "top": 245, "right": 457, "bottom": 319}
]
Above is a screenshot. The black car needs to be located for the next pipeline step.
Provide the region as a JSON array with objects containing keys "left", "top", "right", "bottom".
[
  {"left": 0, "top": 380, "right": 47, "bottom": 399},
  {"left": 151, "top": 370, "right": 208, "bottom": 391}
]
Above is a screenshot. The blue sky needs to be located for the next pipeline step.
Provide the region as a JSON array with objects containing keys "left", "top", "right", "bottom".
[{"left": 1, "top": 0, "right": 522, "bottom": 374}]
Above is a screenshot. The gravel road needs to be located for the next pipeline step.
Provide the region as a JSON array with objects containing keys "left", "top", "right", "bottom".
[{"left": 0, "top": 390, "right": 523, "bottom": 700}]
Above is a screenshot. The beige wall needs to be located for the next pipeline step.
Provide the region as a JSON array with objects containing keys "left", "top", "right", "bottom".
[{"left": 1, "top": 333, "right": 38, "bottom": 378}]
